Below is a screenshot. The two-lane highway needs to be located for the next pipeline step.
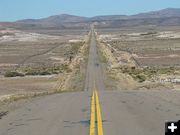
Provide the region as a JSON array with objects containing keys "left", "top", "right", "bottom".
[
  {"left": 84, "top": 29, "right": 105, "bottom": 92},
  {"left": 1, "top": 29, "right": 180, "bottom": 135},
  {"left": 0, "top": 28, "right": 105, "bottom": 135}
]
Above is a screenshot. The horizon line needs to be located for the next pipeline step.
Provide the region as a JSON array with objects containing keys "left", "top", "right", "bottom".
[{"left": 0, "top": 7, "right": 179, "bottom": 22}]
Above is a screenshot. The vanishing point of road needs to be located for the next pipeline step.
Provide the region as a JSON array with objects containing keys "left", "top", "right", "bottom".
[{"left": 0, "top": 29, "right": 180, "bottom": 135}]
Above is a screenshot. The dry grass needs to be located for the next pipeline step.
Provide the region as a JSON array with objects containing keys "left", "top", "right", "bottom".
[
  {"left": 97, "top": 28, "right": 180, "bottom": 90},
  {"left": 0, "top": 29, "right": 89, "bottom": 102}
]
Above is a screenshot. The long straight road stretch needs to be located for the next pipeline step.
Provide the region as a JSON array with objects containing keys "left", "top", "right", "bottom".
[{"left": 1, "top": 29, "right": 180, "bottom": 135}]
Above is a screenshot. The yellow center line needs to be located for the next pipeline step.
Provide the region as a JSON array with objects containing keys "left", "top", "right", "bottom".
[
  {"left": 90, "top": 91, "right": 95, "bottom": 135},
  {"left": 95, "top": 90, "right": 104, "bottom": 135},
  {"left": 89, "top": 89, "right": 104, "bottom": 135}
]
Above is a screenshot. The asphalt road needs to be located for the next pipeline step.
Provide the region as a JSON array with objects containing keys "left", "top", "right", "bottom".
[
  {"left": 0, "top": 29, "right": 180, "bottom": 135},
  {"left": 84, "top": 29, "right": 105, "bottom": 92}
]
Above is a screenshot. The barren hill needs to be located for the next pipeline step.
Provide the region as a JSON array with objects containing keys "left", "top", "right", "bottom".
[{"left": 1, "top": 8, "right": 180, "bottom": 30}]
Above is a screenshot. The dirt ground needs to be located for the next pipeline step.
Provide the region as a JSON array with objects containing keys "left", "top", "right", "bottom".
[
  {"left": 96, "top": 26, "right": 180, "bottom": 90},
  {"left": 0, "top": 75, "right": 59, "bottom": 95},
  {"left": 0, "top": 28, "right": 89, "bottom": 100}
]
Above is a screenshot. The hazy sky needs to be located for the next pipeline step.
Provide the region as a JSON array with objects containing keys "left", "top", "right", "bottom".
[{"left": 1, "top": 0, "right": 180, "bottom": 21}]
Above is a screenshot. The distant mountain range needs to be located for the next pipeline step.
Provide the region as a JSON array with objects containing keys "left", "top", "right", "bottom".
[{"left": 1, "top": 8, "right": 180, "bottom": 30}]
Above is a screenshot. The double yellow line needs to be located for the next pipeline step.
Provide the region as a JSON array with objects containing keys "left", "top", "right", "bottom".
[{"left": 90, "top": 90, "right": 104, "bottom": 135}]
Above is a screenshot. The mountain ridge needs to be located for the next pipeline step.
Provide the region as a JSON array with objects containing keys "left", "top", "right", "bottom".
[
  {"left": 16, "top": 8, "right": 180, "bottom": 22},
  {"left": 1, "top": 8, "right": 180, "bottom": 29}
]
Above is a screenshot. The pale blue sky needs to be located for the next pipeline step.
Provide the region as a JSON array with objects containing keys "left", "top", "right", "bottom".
[{"left": 1, "top": 0, "right": 180, "bottom": 21}]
